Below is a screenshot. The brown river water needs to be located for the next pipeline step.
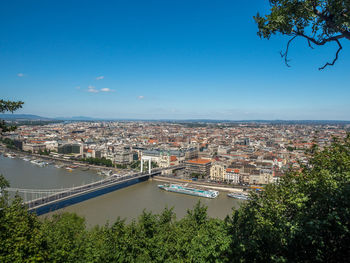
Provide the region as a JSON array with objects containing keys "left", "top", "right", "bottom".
[{"left": 0, "top": 155, "right": 242, "bottom": 227}]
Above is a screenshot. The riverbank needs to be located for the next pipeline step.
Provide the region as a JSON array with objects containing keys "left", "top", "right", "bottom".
[{"left": 0, "top": 145, "right": 130, "bottom": 174}]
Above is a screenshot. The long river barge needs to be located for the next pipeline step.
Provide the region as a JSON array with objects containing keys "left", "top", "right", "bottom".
[{"left": 158, "top": 184, "right": 219, "bottom": 199}]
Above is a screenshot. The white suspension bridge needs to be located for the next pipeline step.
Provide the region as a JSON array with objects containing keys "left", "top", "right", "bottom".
[{"left": 4, "top": 164, "right": 184, "bottom": 215}]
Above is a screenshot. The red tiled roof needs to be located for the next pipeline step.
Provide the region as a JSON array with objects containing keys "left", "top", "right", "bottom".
[{"left": 187, "top": 158, "right": 211, "bottom": 164}]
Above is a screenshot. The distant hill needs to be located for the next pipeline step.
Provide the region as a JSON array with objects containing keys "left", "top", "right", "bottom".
[
  {"left": 54, "top": 116, "right": 98, "bottom": 121},
  {"left": 0, "top": 114, "right": 98, "bottom": 121},
  {"left": 0, "top": 114, "right": 52, "bottom": 120},
  {"left": 1, "top": 114, "right": 349, "bottom": 125}
]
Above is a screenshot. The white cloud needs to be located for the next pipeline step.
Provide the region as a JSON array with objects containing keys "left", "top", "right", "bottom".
[
  {"left": 87, "top": 85, "right": 99, "bottom": 93},
  {"left": 100, "top": 88, "right": 114, "bottom": 92},
  {"left": 17, "top": 73, "right": 25, "bottom": 77},
  {"left": 138, "top": 95, "right": 144, "bottom": 99},
  {"left": 96, "top": 76, "right": 104, "bottom": 80},
  {"left": 76, "top": 86, "right": 81, "bottom": 89}
]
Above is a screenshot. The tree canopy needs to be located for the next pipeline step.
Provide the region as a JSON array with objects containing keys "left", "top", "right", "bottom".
[
  {"left": 0, "top": 99, "right": 24, "bottom": 133},
  {"left": 255, "top": 0, "right": 350, "bottom": 69}
]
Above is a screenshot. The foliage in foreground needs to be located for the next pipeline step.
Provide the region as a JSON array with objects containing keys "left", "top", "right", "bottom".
[{"left": 1, "top": 136, "right": 350, "bottom": 262}]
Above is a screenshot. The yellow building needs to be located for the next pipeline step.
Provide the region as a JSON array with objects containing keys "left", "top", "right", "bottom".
[{"left": 210, "top": 163, "right": 226, "bottom": 182}]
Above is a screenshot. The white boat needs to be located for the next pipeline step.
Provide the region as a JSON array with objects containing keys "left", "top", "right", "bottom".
[
  {"left": 98, "top": 170, "right": 113, "bottom": 176},
  {"left": 227, "top": 193, "right": 250, "bottom": 200},
  {"left": 158, "top": 184, "right": 219, "bottom": 199},
  {"left": 30, "top": 159, "right": 46, "bottom": 167}
]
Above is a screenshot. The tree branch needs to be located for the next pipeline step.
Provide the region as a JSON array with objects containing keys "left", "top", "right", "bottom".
[
  {"left": 294, "top": 31, "right": 343, "bottom": 70},
  {"left": 311, "top": 5, "right": 350, "bottom": 41},
  {"left": 281, "top": 31, "right": 344, "bottom": 70},
  {"left": 307, "top": 39, "right": 314, "bottom": 49},
  {"left": 318, "top": 39, "right": 342, "bottom": 70},
  {"left": 295, "top": 31, "right": 344, "bottom": 46},
  {"left": 280, "top": 35, "right": 298, "bottom": 67}
]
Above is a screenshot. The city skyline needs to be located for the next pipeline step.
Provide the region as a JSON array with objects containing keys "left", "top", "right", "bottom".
[{"left": 1, "top": 0, "right": 350, "bottom": 120}]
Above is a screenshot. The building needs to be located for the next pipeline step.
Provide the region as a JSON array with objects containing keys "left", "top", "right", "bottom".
[
  {"left": 44, "top": 141, "right": 58, "bottom": 151},
  {"left": 225, "top": 168, "right": 241, "bottom": 184},
  {"left": 185, "top": 158, "right": 211, "bottom": 178},
  {"left": 22, "top": 141, "right": 46, "bottom": 153},
  {"left": 114, "top": 150, "right": 133, "bottom": 165},
  {"left": 58, "top": 143, "right": 82, "bottom": 155},
  {"left": 13, "top": 139, "right": 23, "bottom": 150},
  {"left": 158, "top": 154, "right": 179, "bottom": 175},
  {"left": 210, "top": 163, "right": 226, "bottom": 182},
  {"left": 184, "top": 147, "right": 199, "bottom": 160},
  {"left": 248, "top": 169, "right": 273, "bottom": 185}
]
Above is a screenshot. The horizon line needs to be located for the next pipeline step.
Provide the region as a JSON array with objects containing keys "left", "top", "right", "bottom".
[{"left": 2, "top": 113, "right": 350, "bottom": 123}]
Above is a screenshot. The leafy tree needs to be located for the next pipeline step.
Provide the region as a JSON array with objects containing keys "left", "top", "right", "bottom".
[
  {"left": 172, "top": 202, "right": 231, "bottom": 263},
  {"left": 82, "top": 157, "right": 114, "bottom": 167},
  {"left": 228, "top": 134, "right": 350, "bottom": 262},
  {"left": 190, "top": 172, "right": 202, "bottom": 179},
  {"left": 41, "top": 213, "right": 88, "bottom": 262},
  {"left": 130, "top": 160, "right": 141, "bottom": 169},
  {"left": 255, "top": 0, "right": 350, "bottom": 69},
  {"left": 0, "top": 137, "right": 17, "bottom": 150},
  {"left": 0, "top": 99, "right": 24, "bottom": 133},
  {"left": 0, "top": 100, "right": 46, "bottom": 262},
  {"left": 286, "top": 145, "right": 295, "bottom": 151},
  {"left": 0, "top": 175, "right": 46, "bottom": 262}
]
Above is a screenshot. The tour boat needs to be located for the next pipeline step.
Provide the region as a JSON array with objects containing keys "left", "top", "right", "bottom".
[
  {"left": 158, "top": 184, "right": 219, "bottom": 199},
  {"left": 227, "top": 193, "right": 250, "bottom": 200}
]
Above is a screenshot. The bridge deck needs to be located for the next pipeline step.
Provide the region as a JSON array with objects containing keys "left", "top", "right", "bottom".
[
  {"left": 5, "top": 164, "right": 184, "bottom": 215},
  {"left": 26, "top": 172, "right": 156, "bottom": 211}
]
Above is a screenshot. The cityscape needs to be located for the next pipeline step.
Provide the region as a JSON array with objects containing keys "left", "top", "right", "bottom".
[
  {"left": 2, "top": 120, "right": 349, "bottom": 187},
  {"left": 1, "top": 0, "right": 349, "bottom": 262}
]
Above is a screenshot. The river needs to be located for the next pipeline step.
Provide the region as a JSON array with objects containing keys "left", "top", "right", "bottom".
[{"left": 0, "top": 154, "right": 243, "bottom": 227}]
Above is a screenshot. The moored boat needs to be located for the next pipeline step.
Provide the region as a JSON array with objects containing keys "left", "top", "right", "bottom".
[
  {"left": 6, "top": 153, "right": 16, "bottom": 158},
  {"left": 66, "top": 166, "right": 74, "bottom": 171},
  {"left": 30, "top": 159, "right": 45, "bottom": 166},
  {"left": 227, "top": 193, "right": 250, "bottom": 200},
  {"left": 158, "top": 184, "right": 219, "bottom": 199}
]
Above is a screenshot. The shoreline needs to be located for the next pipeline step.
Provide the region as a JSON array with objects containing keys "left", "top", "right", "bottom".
[
  {"left": 0, "top": 145, "right": 124, "bottom": 173},
  {"left": 1, "top": 145, "right": 256, "bottom": 191}
]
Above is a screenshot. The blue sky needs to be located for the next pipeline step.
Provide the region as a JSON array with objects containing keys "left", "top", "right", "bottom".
[{"left": 1, "top": 0, "right": 349, "bottom": 120}]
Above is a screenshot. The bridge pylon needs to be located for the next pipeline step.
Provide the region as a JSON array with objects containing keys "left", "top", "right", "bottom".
[{"left": 140, "top": 156, "right": 152, "bottom": 173}]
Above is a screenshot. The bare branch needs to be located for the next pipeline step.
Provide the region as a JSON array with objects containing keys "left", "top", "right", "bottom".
[
  {"left": 295, "top": 31, "right": 344, "bottom": 46},
  {"left": 280, "top": 35, "right": 298, "bottom": 67},
  {"left": 318, "top": 39, "right": 342, "bottom": 70},
  {"left": 279, "top": 31, "right": 344, "bottom": 70},
  {"left": 307, "top": 39, "right": 314, "bottom": 49}
]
